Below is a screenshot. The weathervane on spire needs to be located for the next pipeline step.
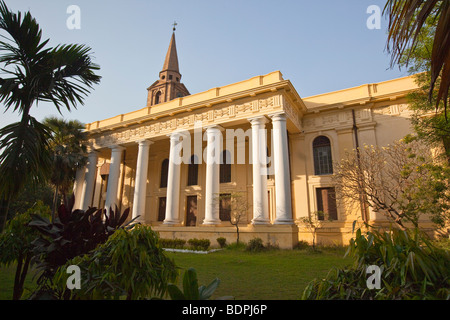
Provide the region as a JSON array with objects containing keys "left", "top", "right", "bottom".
[{"left": 172, "top": 21, "right": 177, "bottom": 32}]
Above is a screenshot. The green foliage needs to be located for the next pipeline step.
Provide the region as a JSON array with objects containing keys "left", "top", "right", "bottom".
[
  {"left": 302, "top": 227, "right": 450, "bottom": 300},
  {"left": 294, "top": 240, "right": 310, "bottom": 250},
  {"left": 0, "top": 201, "right": 50, "bottom": 299},
  {"left": 216, "top": 237, "right": 227, "bottom": 248},
  {"left": 244, "top": 238, "right": 279, "bottom": 252},
  {"left": 159, "top": 238, "right": 187, "bottom": 249},
  {"left": 159, "top": 238, "right": 211, "bottom": 251},
  {"left": 167, "top": 268, "right": 229, "bottom": 300},
  {"left": 187, "top": 238, "right": 211, "bottom": 251},
  {"left": 246, "top": 238, "right": 265, "bottom": 252},
  {"left": 53, "top": 225, "right": 178, "bottom": 300},
  {"left": 0, "top": 201, "right": 50, "bottom": 265},
  {"left": 395, "top": 16, "right": 450, "bottom": 162},
  {"left": 29, "top": 199, "right": 137, "bottom": 287},
  {"left": 7, "top": 183, "right": 54, "bottom": 218},
  {"left": 43, "top": 117, "right": 88, "bottom": 218},
  {"left": 225, "top": 241, "right": 247, "bottom": 251}
]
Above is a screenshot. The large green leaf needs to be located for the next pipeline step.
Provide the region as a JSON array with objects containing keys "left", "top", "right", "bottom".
[
  {"left": 198, "top": 278, "right": 220, "bottom": 300},
  {"left": 182, "top": 268, "right": 199, "bottom": 300}
]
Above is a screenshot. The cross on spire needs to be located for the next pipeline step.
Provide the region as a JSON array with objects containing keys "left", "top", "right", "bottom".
[{"left": 172, "top": 21, "right": 177, "bottom": 32}]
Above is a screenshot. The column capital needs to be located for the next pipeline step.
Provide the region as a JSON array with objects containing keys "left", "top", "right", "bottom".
[
  {"left": 269, "top": 112, "right": 287, "bottom": 122},
  {"left": 87, "top": 150, "right": 100, "bottom": 158},
  {"left": 204, "top": 124, "right": 224, "bottom": 132},
  {"left": 248, "top": 115, "right": 268, "bottom": 125},
  {"left": 110, "top": 145, "right": 125, "bottom": 152},
  {"left": 85, "top": 147, "right": 100, "bottom": 155},
  {"left": 137, "top": 139, "right": 154, "bottom": 147}
]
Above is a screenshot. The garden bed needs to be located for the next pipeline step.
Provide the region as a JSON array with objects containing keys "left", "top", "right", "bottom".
[{"left": 162, "top": 248, "right": 223, "bottom": 254}]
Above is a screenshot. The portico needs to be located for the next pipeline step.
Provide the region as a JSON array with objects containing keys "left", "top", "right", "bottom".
[{"left": 74, "top": 69, "right": 305, "bottom": 247}]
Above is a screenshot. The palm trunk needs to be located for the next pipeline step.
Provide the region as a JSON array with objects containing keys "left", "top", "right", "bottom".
[
  {"left": 13, "top": 252, "right": 24, "bottom": 300},
  {"left": 0, "top": 195, "right": 11, "bottom": 232},
  {"left": 52, "top": 185, "right": 59, "bottom": 222},
  {"left": 443, "top": 136, "right": 450, "bottom": 165}
]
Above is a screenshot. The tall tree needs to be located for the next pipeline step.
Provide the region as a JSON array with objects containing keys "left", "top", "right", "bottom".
[
  {"left": 384, "top": 0, "right": 450, "bottom": 116},
  {"left": 0, "top": 1, "right": 101, "bottom": 229},
  {"left": 394, "top": 14, "right": 450, "bottom": 162},
  {"left": 43, "top": 117, "right": 87, "bottom": 220}
]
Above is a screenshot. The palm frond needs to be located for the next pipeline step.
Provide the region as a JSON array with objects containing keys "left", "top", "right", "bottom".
[
  {"left": 384, "top": 0, "right": 450, "bottom": 116},
  {"left": 0, "top": 116, "right": 52, "bottom": 198}
]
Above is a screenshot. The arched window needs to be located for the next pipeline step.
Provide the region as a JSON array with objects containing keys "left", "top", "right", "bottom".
[
  {"left": 187, "top": 155, "right": 199, "bottom": 186},
  {"left": 313, "top": 136, "right": 333, "bottom": 175},
  {"left": 155, "top": 91, "right": 161, "bottom": 105},
  {"left": 220, "top": 150, "right": 231, "bottom": 183},
  {"left": 160, "top": 158, "right": 169, "bottom": 188}
]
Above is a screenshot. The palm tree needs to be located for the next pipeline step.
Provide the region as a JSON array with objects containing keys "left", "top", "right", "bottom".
[
  {"left": 43, "top": 117, "right": 88, "bottom": 221},
  {"left": 0, "top": 1, "right": 101, "bottom": 229},
  {"left": 384, "top": 0, "right": 450, "bottom": 116}
]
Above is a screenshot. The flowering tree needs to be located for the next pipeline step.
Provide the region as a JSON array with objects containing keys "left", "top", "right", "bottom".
[{"left": 333, "top": 136, "right": 449, "bottom": 230}]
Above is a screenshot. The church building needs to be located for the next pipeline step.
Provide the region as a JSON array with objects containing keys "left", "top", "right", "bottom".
[{"left": 73, "top": 30, "right": 422, "bottom": 248}]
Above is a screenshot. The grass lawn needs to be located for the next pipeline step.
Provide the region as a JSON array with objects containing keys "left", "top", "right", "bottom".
[
  {"left": 166, "top": 246, "right": 352, "bottom": 300},
  {"left": 0, "top": 246, "right": 352, "bottom": 300},
  {"left": 0, "top": 264, "right": 38, "bottom": 300}
]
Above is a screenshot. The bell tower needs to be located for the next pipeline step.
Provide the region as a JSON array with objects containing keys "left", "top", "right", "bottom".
[{"left": 147, "top": 24, "right": 190, "bottom": 107}]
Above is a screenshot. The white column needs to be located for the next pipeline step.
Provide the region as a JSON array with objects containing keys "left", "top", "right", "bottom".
[
  {"left": 203, "top": 125, "right": 222, "bottom": 225},
  {"left": 132, "top": 140, "right": 153, "bottom": 222},
  {"left": 248, "top": 116, "right": 270, "bottom": 224},
  {"left": 164, "top": 133, "right": 182, "bottom": 225},
  {"left": 80, "top": 151, "right": 99, "bottom": 211},
  {"left": 104, "top": 145, "right": 125, "bottom": 214},
  {"left": 73, "top": 167, "right": 86, "bottom": 210},
  {"left": 270, "top": 113, "right": 294, "bottom": 224}
]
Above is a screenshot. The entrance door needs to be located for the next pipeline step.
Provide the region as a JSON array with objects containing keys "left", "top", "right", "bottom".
[{"left": 186, "top": 196, "right": 198, "bottom": 226}]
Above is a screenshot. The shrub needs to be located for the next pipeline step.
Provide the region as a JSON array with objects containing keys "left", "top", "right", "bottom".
[
  {"left": 29, "top": 198, "right": 138, "bottom": 297},
  {"left": 302, "top": 227, "right": 450, "bottom": 300},
  {"left": 159, "top": 238, "right": 186, "bottom": 249},
  {"left": 187, "top": 238, "right": 210, "bottom": 251},
  {"left": 246, "top": 238, "right": 265, "bottom": 252},
  {"left": 226, "top": 241, "right": 246, "bottom": 251},
  {"left": 294, "top": 240, "right": 310, "bottom": 250},
  {"left": 216, "top": 237, "right": 227, "bottom": 248},
  {"left": 0, "top": 201, "right": 50, "bottom": 300},
  {"left": 52, "top": 225, "right": 178, "bottom": 300}
]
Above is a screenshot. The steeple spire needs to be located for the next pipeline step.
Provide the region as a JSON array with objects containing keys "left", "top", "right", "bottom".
[
  {"left": 161, "top": 31, "right": 179, "bottom": 74},
  {"left": 146, "top": 25, "right": 190, "bottom": 107}
]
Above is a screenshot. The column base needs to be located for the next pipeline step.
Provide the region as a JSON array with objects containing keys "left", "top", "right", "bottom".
[
  {"left": 274, "top": 218, "right": 294, "bottom": 225},
  {"left": 251, "top": 218, "right": 271, "bottom": 225},
  {"left": 202, "top": 219, "right": 221, "bottom": 225},
  {"left": 163, "top": 219, "right": 181, "bottom": 226}
]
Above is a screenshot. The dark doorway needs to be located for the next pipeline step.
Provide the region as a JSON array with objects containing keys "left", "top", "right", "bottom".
[
  {"left": 316, "top": 187, "right": 338, "bottom": 220},
  {"left": 158, "top": 197, "right": 166, "bottom": 222},
  {"left": 186, "top": 196, "right": 197, "bottom": 226}
]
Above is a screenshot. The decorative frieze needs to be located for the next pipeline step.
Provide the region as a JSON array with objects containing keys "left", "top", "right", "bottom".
[
  {"left": 302, "top": 107, "right": 376, "bottom": 132},
  {"left": 372, "top": 104, "right": 409, "bottom": 117},
  {"left": 90, "top": 93, "right": 301, "bottom": 149}
]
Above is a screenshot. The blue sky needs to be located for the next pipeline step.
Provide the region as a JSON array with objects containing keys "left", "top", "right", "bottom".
[{"left": 0, "top": 0, "right": 408, "bottom": 128}]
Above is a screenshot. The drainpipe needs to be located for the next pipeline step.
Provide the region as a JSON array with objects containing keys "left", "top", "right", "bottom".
[{"left": 352, "top": 110, "right": 369, "bottom": 224}]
